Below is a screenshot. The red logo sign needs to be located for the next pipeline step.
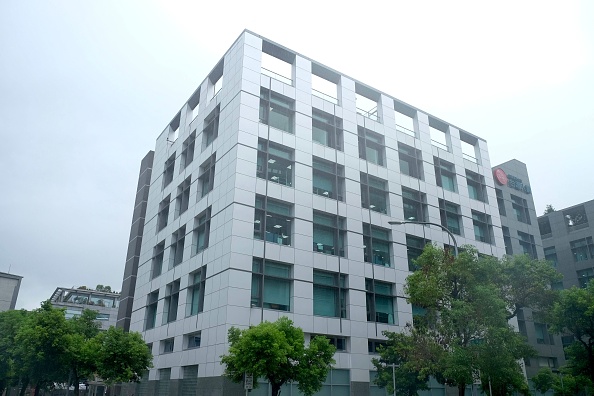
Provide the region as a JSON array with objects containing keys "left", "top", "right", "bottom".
[{"left": 494, "top": 168, "right": 508, "bottom": 185}]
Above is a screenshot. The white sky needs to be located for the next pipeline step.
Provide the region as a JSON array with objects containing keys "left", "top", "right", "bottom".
[{"left": 1, "top": 0, "right": 593, "bottom": 309}]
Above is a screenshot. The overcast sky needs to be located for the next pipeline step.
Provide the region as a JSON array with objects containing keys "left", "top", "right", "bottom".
[{"left": 1, "top": 1, "right": 593, "bottom": 310}]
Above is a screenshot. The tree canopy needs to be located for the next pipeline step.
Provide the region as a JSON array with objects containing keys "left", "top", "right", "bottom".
[
  {"left": 374, "top": 245, "right": 557, "bottom": 396},
  {"left": 221, "top": 317, "right": 336, "bottom": 396}
]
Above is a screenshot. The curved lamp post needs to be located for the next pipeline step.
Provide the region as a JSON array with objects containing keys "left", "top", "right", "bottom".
[{"left": 388, "top": 220, "right": 459, "bottom": 258}]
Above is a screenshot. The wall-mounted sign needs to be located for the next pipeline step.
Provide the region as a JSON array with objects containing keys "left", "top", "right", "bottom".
[
  {"left": 494, "top": 168, "right": 508, "bottom": 185},
  {"left": 493, "top": 168, "right": 531, "bottom": 194}
]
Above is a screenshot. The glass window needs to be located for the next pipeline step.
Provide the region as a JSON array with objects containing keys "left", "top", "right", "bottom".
[
  {"left": 402, "top": 187, "right": 426, "bottom": 222},
  {"left": 312, "top": 109, "right": 343, "bottom": 150},
  {"left": 571, "top": 238, "right": 593, "bottom": 262},
  {"left": 358, "top": 127, "right": 385, "bottom": 166},
  {"left": 434, "top": 157, "right": 456, "bottom": 192},
  {"left": 368, "top": 339, "right": 387, "bottom": 354},
  {"left": 181, "top": 131, "right": 196, "bottom": 169},
  {"left": 175, "top": 177, "right": 191, "bottom": 217},
  {"left": 311, "top": 334, "right": 347, "bottom": 351},
  {"left": 502, "top": 226, "right": 513, "bottom": 255},
  {"left": 319, "top": 369, "right": 350, "bottom": 395},
  {"left": 170, "top": 225, "right": 186, "bottom": 267},
  {"left": 156, "top": 195, "right": 170, "bottom": 232},
  {"left": 162, "top": 338, "right": 174, "bottom": 354},
  {"left": 518, "top": 232, "right": 537, "bottom": 259},
  {"left": 312, "top": 157, "right": 344, "bottom": 201},
  {"left": 363, "top": 224, "right": 391, "bottom": 266},
  {"left": 313, "top": 211, "right": 345, "bottom": 256},
  {"left": 260, "top": 88, "right": 294, "bottom": 133},
  {"left": 511, "top": 194, "right": 531, "bottom": 224},
  {"left": 151, "top": 241, "right": 165, "bottom": 279},
  {"left": 193, "top": 207, "right": 211, "bottom": 253},
  {"left": 185, "top": 332, "right": 201, "bottom": 349},
  {"left": 466, "top": 170, "right": 487, "bottom": 202},
  {"left": 202, "top": 105, "right": 220, "bottom": 147},
  {"left": 496, "top": 188, "right": 506, "bottom": 216},
  {"left": 398, "top": 143, "right": 423, "bottom": 179},
  {"left": 162, "top": 153, "right": 175, "bottom": 189},
  {"left": 254, "top": 195, "right": 292, "bottom": 246},
  {"left": 439, "top": 200, "right": 461, "bottom": 236},
  {"left": 539, "top": 217, "right": 552, "bottom": 238},
  {"left": 563, "top": 205, "right": 589, "bottom": 229},
  {"left": 251, "top": 258, "right": 292, "bottom": 311},
  {"left": 534, "top": 323, "right": 548, "bottom": 344},
  {"left": 145, "top": 291, "right": 158, "bottom": 330},
  {"left": 361, "top": 173, "right": 389, "bottom": 214},
  {"left": 472, "top": 211, "right": 492, "bottom": 244},
  {"left": 313, "top": 270, "right": 347, "bottom": 318},
  {"left": 366, "top": 279, "right": 395, "bottom": 324},
  {"left": 257, "top": 139, "right": 294, "bottom": 187},
  {"left": 163, "top": 280, "right": 180, "bottom": 324},
  {"left": 188, "top": 268, "right": 206, "bottom": 316},
  {"left": 406, "top": 234, "right": 428, "bottom": 271},
  {"left": 198, "top": 154, "right": 216, "bottom": 197},
  {"left": 578, "top": 268, "right": 594, "bottom": 288}
]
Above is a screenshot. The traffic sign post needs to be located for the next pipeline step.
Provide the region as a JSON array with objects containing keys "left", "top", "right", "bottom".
[{"left": 244, "top": 372, "right": 253, "bottom": 395}]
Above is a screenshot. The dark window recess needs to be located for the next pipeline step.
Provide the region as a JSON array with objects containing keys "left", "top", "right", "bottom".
[
  {"left": 402, "top": 187, "right": 427, "bottom": 222},
  {"left": 181, "top": 131, "right": 196, "bottom": 169},
  {"left": 312, "top": 270, "right": 347, "bottom": 318},
  {"left": 368, "top": 339, "right": 387, "bottom": 354},
  {"left": 259, "top": 88, "right": 294, "bottom": 133},
  {"left": 365, "top": 279, "right": 395, "bottom": 324},
  {"left": 251, "top": 257, "right": 292, "bottom": 311},
  {"left": 466, "top": 170, "right": 487, "bottom": 202},
  {"left": 163, "top": 280, "right": 180, "bottom": 324},
  {"left": 571, "top": 237, "right": 594, "bottom": 262},
  {"left": 496, "top": 189, "right": 506, "bottom": 216},
  {"left": 312, "top": 157, "right": 344, "bottom": 201},
  {"left": 175, "top": 177, "right": 191, "bottom": 217},
  {"left": 188, "top": 267, "right": 206, "bottom": 316},
  {"left": 518, "top": 231, "right": 537, "bottom": 259},
  {"left": 363, "top": 223, "right": 391, "bottom": 266},
  {"left": 313, "top": 211, "right": 345, "bottom": 257},
  {"left": 361, "top": 173, "right": 388, "bottom": 214},
  {"left": 564, "top": 205, "right": 589, "bottom": 229},
  {"left": 202, "top": 106, "right": 220, "bottom": 147},
  {"left": 170, "top": 225, "right": 186, "bottom": 267},
  {"left": 157, "top": 196, "right": 171, "bottom": 232},
  {"left": 502, "top": 226, "right": 513, "bottom": 255},
  {"left": 358, "top": 127, "right": 385, "bottom": 166},
  {"left": 439, "top": 200, "right": 461, "bottom": 235},
  {"left": 434, "top": 157, "right": 456, "bottom": 191},
  {"left": 145, "top": 291, "right": 159, "bottom": 330},
  {"left": 193, "top": 207, "right": 211, "bottom": 253},
  {"left": 398, "top": 143, "right": 423, "bottom": 179},
  {"left": 511, "top": 194, "right": 531, "bottom": 224},
  {"left": 312, "top": 109, "right": 343, "bottom": 150},
  {"left": 254, "top": 195, "right": 293, "bottom": 246},
  {"left": 406, "top": 234, "right": 428, "bottom": 271},
  {"left": 472, "top": 211, "right": 492, "bottom": 244},
  {"left": 151, "top": 241, "right": 165, "bottom": 279},
  {"left": 312, "top": 334, "right": 347, "bottom": 351},
  {"left": 538, "top": 217, "right": 552, "bottom": 238},
  {"left": 257, "top": 139, "right": 294, "bottom": 187},
  {"left": 163, "top": 154, "right": 175, "bottom": 189}
]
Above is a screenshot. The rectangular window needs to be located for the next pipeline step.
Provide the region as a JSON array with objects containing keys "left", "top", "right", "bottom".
[
  {"left": 563, "top": 205, "right": 589, "bottom": 229},
  {"left": 434, "top": 157, "right": 456, "bottom": 192},
  {"left": 398, "top": 143, "right": 423, "bottom": 179},
  {"left": 539, "top": 217, "right": 552, "bottom": 238},
  {"left": 534, "top": 323, "right": 549, "bottom": 344},
  {"left": 181, "top": 131, "right": 196, "bottom": 169},
  {"left": 162, "top": 338, "right": 174, "bottom": 354},
  {"left": 254, "top": 195, "right": 293, "bottom": 246},
  {"left": 181, "top": 365, "right": 198, "bottom": 396},
  {"left": 406, "top": 234, "right": 428, "bottom": 271},
  {"left": 251, "top": 258, "right": 292, "bottom": 311},
  {"left": 358, "top": 127, "right": 385, "bottom": 166},
  {"left": 472, "top": 211, "right": 492, "bottom": 244},
  {"left": 496, "top": 189, "right": 506, "bottom": 216},
  {"left": 363, "top": 223, "right": 391, "bottom": 267},
  {"left": 571, "top": 237, "right": 593, "bottom": 262},
  {"left": 198, "top": 154, "right": 216, "bottom": 197},
  {"left": 543, "top": 246, "right": 556, "bottom": 266},
  {"left": 192, "top": 207, "right": 211, "bottom": 253},
  {"left": 170, "top": 225, "right": 186, "bottom": 267},
  {"left": 313, "top": 211, "right": 346, "bottom": 257},
  {"left": 312, "top": 109, "right": 343, "bottom": 150},
  {"left": 188, "top": 267, "right": 206, "bottom": 316},
  {"left": 439, "top": 200, "right": 461, "bottom": 236},
  {"left": 257, "top": 139, "right": 294, "bottom": 187},
  {"left": 394, "top": 102, "right": 415, "bottom": 136},
  {"left": 162, "top": 153, "right": 175, "bottom": 189},
  {"left": 145, "top": 291, "right": 158, "bottom": 330},
  {"left": 185, "top": 332, "right": 202, "bottom": 349},
  {"left": 311, "top": 334, "right": 347, "bottom": 351},
  {"left": 151, "top": 241, "right": 165, "bottom": 279},
  {"left": 366, "top": 279, "right": 395, "bottom": 324},
  {"left": 361, "top": 173, "right": 389, "bottom": 214},
  {"left": 518, "top": 231, "right": 537, "bottom": 259},
  {"left": 163, "top": 279, "right": 180, "bottom": 324},
  {"left": 319, "top": 369, "right": 350, "bottom": 395},
  {"left": 511, "top": 194, "right": 531, "bottom": 224},
  {"left": 175, "top": 177, "right": 191, "bottom": 218},
  {"left": 312, "top": 157, "right": 344, "bottom": 201},
  {"left": 466, "top": 170, "right": 487, "bottom": 202},
  {"left": 260, "top": 88, "right": 294, "bottom": 133},
  {"left": 368, "top": 339, "right": 387, "bottom": 354},
  {"left": 578, "top": 268, "right": 594, "bottom": 288},
  {"left": 402, "top": 187, "right": 427, "bottom": 222},
  {"left": 202, "top": 105, "right": 220, "bottom": 147},
  {"left": 156, "top": 196, "right": 171, "bottom": 232},
  {"left": 502, "top": 226, "right": 513, "bottom": 255},
  {"left": 313, "top": 270, "right": 347, "bottom": 318}
]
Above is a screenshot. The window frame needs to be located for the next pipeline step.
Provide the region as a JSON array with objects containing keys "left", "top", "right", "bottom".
[
  {"left": 312, "top": 211, "right": 346, "bottom": 257},
  {"left": 251, "top": 258, "right": 292, "bottom": 311},
  {"left": 358, "top": 127, "right": 385, "bottom": 166},
  {"left": 363, "top": 223, "right": 391, "bottom": 267},
  {"left": 257, "top": 139, "right": 294, "bottom": 187},
  {"left": 163, "top": 280, "right": 180, "bottom": 324},
  {"left": 188, "top": 268, "right": 206, "bottom": 316},
  {"left": 312, "top": 269, "right": 347, "bottom": 318},
  {"left": 175, "top": 177, "right": 191, "bottom": 218},
  {"left": 434, "top": 157, "right": 456, "bottom": 191},
  {"left": 360, "top": 172, "right": 389, "bottom": 214},
  {"left": 202, "top": 105, "right": 220, "bottom": 147},
  {"left": 254, "top": 195, "right": 293, "bottom": 246},
  {"left": 312, "top": 109, "right": 343, "bottom": 150},
  {"left": 439, "top": 199, "right": 461, "bottom": 236},
  {"left": 170, "top": 225, "right": 186, "bottom": 267},
  {"left": 398, "top": 143, "right": 423, "bottom": 179},
  {"left": 192, "top": 207, "right": 211, "bottom": 254},
  {"left": 312, "top": 157, "right": 344, "bottom": 201},
  {"left": 365, "top": 278, "right": 395, "bottom": 324},
  {"left": 259, "top": 88, "right": 295, "bottom": 134},
  {"left": 198, "top": 154, "right": 216, "bottom": 198},
  {"left": 162, "top": 153, "right": 175, "bottom": 189}
]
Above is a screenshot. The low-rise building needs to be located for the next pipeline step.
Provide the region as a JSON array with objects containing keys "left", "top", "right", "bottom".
[{"left": 50, "top": 286, "right": 120, "bottom": 330}]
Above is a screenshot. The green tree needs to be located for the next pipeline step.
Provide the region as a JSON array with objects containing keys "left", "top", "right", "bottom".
[
  {"left": 95, "top": 285, "right": 112, "bottom": 293},
  {"left": 0, "top": 309, "right": 29, "bottom": 395},
  {"left": 92, "top": 327, "right": 152, "bottom": 384},
  {"left": 395, "top": 245, "right": 534, "bottom": 396},
  {"left": 547, "top": 281, "right": 594, "bottom": 386},
  {"left": 544, "top": 204, "right": 556, "bottom": 214},
  {"left": 371, "top": 327, "right": 430, "bottom": 395},
  {"left": 221, "top": 317, "right": 336, "bottom": 396},
  {"left": 64, "top": 309, "right": 101, "bottom": 395}
]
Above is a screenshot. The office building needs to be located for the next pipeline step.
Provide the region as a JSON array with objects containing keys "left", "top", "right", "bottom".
[
  {"left": 491, "top": 160, "right": 566, "bottom": 378},
  {"left": 125, "top": 30, "right": 505, "bottom": 395},
  {"left": 50, "top": 286, "right": 120, "bottom": 330},
  {"left": 0, "top": 271, "right": 22, "bottom": 311}
]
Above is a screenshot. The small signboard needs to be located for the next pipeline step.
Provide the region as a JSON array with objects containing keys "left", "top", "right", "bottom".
[{"left": 244, "top": 373, "right": 254, "bottom": 390}]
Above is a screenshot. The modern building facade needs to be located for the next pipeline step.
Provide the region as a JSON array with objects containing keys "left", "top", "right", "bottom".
[
  {"left": 538, "top": 199, "right": 594, "bottom": 358},
  {"left": 50, "top": 286, "right": 120, "bottom": 330},
  {"left": 126, "top": 30, "right": 506, "bottom": 396},
  {"left": 0, "top": 271, "right": 22, "bottom": 311},
  {"left": 491, "top": 160, "right": 566, "bottom": 379}
]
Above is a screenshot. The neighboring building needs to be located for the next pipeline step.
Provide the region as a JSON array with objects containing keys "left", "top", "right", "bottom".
[
  {"left": 125, "top": 30, "right": 505, "bottom": 395},
  {"left": 491, "top": 160, "right": 566, "bottom": 378},
  {"left": 0, "top": 271, "right": 22, "bottom": 311},
  {"left": 50, "top": 287, "right": 120, "bottom": 330},
  {"left": 538, "top": 199, "right": 594, "bottom": 356}
]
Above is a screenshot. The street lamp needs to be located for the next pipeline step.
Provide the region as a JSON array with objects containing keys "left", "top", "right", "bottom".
[{"left": 388, "top": 220, "right": 458, "bottom": 257}]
